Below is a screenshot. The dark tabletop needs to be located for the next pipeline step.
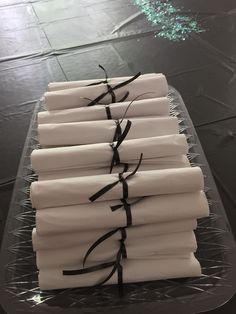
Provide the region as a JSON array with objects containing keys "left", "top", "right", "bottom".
[{"left": 0, "top": 0, "right": 236, "bottom": 313}]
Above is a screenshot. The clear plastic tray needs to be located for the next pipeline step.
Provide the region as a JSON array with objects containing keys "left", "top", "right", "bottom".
[{"left": 0, "top": 87, "right": 236, "bottom": 314}]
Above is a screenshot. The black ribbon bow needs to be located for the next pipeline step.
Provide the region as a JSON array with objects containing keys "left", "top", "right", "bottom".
[
  {"left": 86, "top": 65, "right": 141, "bottom": 106},
  {"left": 82, "top": 227, "right": 127, "bottom": 268},
  {"left": 63, "top": 227, "right": 127, "bottom": 295},
  {"left": 89, "top": 153, "right": 143, "bottom": 202},
  {"left": 79, "top": 197, "right": 143, "bottom": 273},
  {"left": 84, "top": 65, "right": 130, "bottom": 106}
]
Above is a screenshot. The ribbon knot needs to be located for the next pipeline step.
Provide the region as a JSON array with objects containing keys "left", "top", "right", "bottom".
[
  {"left": 112, "top": 120, "right": 122, "bottom": 142},
  {"left": 89, "top": 153, "right": 143, "bottom": 203},
  {"left": 111, "top": 198, "right": 132, "bottom": 226},
  {"left": 110, "top": 119, "right": 132, "bottom": 173}
]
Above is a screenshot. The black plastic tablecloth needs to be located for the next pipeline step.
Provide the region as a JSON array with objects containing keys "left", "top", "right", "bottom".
[{"left": 0, "top": 0, "right": 236, "bottom": 313}]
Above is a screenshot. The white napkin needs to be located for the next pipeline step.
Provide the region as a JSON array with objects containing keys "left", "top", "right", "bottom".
[
  {"left": 32, "top": 134, "right": 188, "bottom": 173},
  {"left": 35, "top": 191, "right": 209, "bottom": 235},
  {"left": 39, "top": 254, "right": 201, "bottom": 290},
  {"left": 48, "top": 73, "right": 158, "bottom": 91},
  {"left": 32, "top": 219, "right": 197, "bottom": 251},
  {"left": 30, "top": 167, "right": 204, "bottom": 209},
  {"left": 44, "top": 75, "right": 168, "bottom": 111},
  {"left": 38, "top": 117, "right": 179, "bottom": 147},
  {"left": 37, "top": 155, "right": 190, "bottom": 180},
  {"left": 38, "top": 97, "right": 170, "bottom": 124},
  {"left": 36, "top": 231, "right": 197, "bottom": 269}
]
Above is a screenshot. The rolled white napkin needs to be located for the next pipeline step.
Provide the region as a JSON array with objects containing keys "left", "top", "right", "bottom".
[
  {"left": 32, "top": 219, "right": 197, "bottom": 251},
  {"left": 38, "top": 97, "right": 170, "bottom": 124},
  {"left": 48, "top": 73, "right": 158, "bottom": 91},
  {"left": 39, "top": 254, "right": 201, "bottom": 290},
  {"left": 44, "top": 75, "right": 168, "bottom": 111},
  {"left": 38, "top": 117, "right": 179, "bottom": 147},
  {"left": 35, "top": 191, "right": 209, "bottom": 235},
  {"left": 30, "top": 167, "right": 204, "bottom": 209},
  {"left": 37, "top": 155, "right": 190, "bottom": 180},
  {"left": 32, "top": 134, "right": 188, "bottom": 173},
  {"left": 36, "top": 231, "right": 197, "bottom": 269}
]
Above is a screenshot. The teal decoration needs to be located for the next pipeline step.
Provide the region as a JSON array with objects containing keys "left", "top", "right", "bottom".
[{"left": 134, "top": 0, "right": 204, "bottom": 41}]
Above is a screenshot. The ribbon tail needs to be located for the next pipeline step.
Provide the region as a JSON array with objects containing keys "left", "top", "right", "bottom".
[
  {"left": 118, "top": 91, "right": 129, "bottom": 103},
  {"left": 116, "top": 120, "right": 132, "bottom": 148},
  {"left": 87, "top": 64, "right": 109, "bottom": 86},
  {"left": 83, "top": 228, "right": 120, "bottom": 267},
  {"left": 126, "top": 153, "right": 143, "bottom": 180},
  {"left": 99, "top": 64, "right": 108, "bottom": 81},
  {"left": 96, "top": 247, "right": 123, "bottom": 287},
  {"left": 63, "top": 261, "right": 115, "bottom": 276},
  {"left": 89, "top": 180, "right": 119, "bottom": 202},
  {"left": 87, "top": 81, "right": 106, "bottom": 86},
  {"left": 95, "top": 263, "right": 118, "bottom": 287},
  {"left": 119, "top": 92, "right": 155, "bottom": 123},
  {"left": 87, "top": 91, "right": 108, "bottom": 106},
  {"left": 110, "top": 203, "right": 123, "bottom": 211},
  {"left": 112, "top": 72, "right": 141, "bottom": 91}
]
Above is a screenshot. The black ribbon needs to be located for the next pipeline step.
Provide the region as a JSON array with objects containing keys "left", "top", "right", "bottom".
[
  {"left": 82, "top": 228, "right": 127, "bottom": 267},
  {"left": 84, "top": 64, "right": 130, "bottom": 106},
  {"left": 111, "top": 198, "right": 132, "bottom": 226},
  {"left": 63, "top": 151, "right": 143, "bottom": 293},
  {"left": 63, "top": 227, "right": 127, "bottom": 295},
  {"left": 87, "top": 71, "right": 141, "bottom": 106},
  {"left": 118, "top": 91, "right": 130, "bottom": 103},
  {"left": 105, "top": 89, "right": 155, "bottom": 121},
  {"left": 67, "top": 200, "right": 139, "bottom": 272},
  {"left": 105, "top": 106, "right": 112, "bottom": 119},
  {"left": 86, "top": 65, "right": 109, "bottom": 86},
  {"left": 89, "top": 153, "right": 143, "bottom": 203},
  {"left": 86, "top": 64, "right": 131, "bottom": 105},
  {"left": 106, "top": 92, "right": 156, "bottom": 170},
  {"left": 112, "top": 120, "right": 122, "bottom": 142},
  {"left": 109, "top": 120, "right": 132, "bottom": 173},
  {"left": 78, "top": 202, "right": 145, "bottom": 277},
  {"left": 82, "top": 156, "right": 143, "bottom": 288},
  {"left": 110, "top": 197, "right": 144, "bottom": 227}
]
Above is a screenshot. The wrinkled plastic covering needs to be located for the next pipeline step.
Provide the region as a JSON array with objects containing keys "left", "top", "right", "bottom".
[
  {"left": 0, "top": 87, "right": 235, "bottom": 314},
  {"left": 0, "top": 0, "right": 236, "bottom": 312}
]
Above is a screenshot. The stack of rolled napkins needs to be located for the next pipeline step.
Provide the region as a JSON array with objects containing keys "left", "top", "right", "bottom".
[{"left": 30, "top": 72, "right": 209, "bottom": 291}]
